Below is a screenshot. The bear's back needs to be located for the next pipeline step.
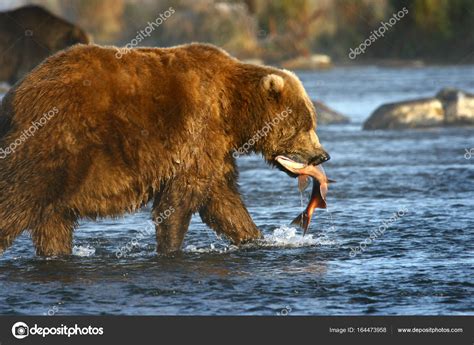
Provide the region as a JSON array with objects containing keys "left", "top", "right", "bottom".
[
  {"left": 17, "top": 43, "right": 235, "bottom": 84},
  {"left": 1, "top": 43, "right": 239, "bottom": 140}
]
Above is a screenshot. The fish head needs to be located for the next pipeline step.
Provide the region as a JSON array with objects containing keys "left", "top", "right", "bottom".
[
  {"left": 275, "top": 155, "right": 328, "bottom": 183},
  {"left": 271, "top": 129, "right": 330, "bottom": 178},
  {"left": 268, "top": 123, "right": 330, "bottom": 175}
]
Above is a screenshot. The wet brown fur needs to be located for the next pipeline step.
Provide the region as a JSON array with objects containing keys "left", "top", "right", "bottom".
[{"left": 0, "top": 43, "right": 327, "bottom": 256}]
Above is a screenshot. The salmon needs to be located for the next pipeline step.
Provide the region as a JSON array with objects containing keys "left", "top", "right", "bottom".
[{"left": 276, "top": 156, "right": 334, "bottom": 235}]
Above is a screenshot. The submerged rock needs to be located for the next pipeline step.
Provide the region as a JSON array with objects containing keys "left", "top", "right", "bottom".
[
  {"left": 312, "top": 100, "right": 350, "bottom": 125},
  {"left": 363, "top": 88, "right": 474, "bottom": 129}
]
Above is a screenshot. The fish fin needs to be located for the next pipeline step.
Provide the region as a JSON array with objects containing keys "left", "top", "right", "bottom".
[
  {"left": 298, "top": 175, "right": 310, "bottom": 193},
  {"left": 291, "top": 212, "right": 310, "bottom": 235},
  {"left": 328, "top": 179, "right": 336, "bottom": 183},
  {"left": 320, "top": 184, "right": 328, "bottom": 201},
  {"left": 314, "top": 188, "right": 327, "bottom": 209}
]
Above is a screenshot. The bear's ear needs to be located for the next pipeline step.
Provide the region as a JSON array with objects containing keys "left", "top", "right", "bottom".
[{"left": 261, "top": 74, "right": 285, "bottom": 97}]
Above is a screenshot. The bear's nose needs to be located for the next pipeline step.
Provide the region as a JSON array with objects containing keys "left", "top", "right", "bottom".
[
  {"left": 320, "top": 152, "right": 331, "bottom": 163},
  {"left": 308, "top": 151, "right": 330, "bottom": 166}
]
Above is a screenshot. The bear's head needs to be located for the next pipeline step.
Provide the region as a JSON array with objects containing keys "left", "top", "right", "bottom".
[
  {"left": 51, "top": 26, "right": 90, "bottom": 51},
  {"left": 238, "top": 69, "right": 330, "bottom": 175}
]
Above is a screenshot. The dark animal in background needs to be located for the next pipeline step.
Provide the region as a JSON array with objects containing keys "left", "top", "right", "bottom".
[{"left": 0, "top": 5, "right": 90, "bottom": 85}]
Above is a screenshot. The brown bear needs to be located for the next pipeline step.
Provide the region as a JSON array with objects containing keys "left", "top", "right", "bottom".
[
  {"left": 0, "top": 5, "right": 90, "bottom": 85},
  {"left": 0, "top": 43, "right": 330, "bottom": 256}
]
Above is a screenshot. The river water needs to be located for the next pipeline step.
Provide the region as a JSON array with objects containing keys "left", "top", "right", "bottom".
[{"left": 0, "top": 66, "right": 473, "bottom": 315}]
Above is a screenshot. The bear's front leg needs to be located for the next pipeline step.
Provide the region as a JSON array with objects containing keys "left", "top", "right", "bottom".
[
  {"left": 153, "top": 184, "right": 192, "bottom": 255},
  {"left": 199, "top": 181, "right": 262, "bottom": 245}
]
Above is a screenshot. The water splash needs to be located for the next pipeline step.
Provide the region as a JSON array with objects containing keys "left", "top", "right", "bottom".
[
  {"left": 262, "top": 226, "right": 320, "bottom": 247},
  {"left": 72, "top": 245, "right": 96, "bottom": 257},
  {"left": 185, "top": 226, "right": 330, "bottom": 254},
  {"left": 183, "top": 243, "right": 238, "bottom": 254}
]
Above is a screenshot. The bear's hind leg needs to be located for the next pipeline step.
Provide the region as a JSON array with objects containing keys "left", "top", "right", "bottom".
[
  {"left": 199, "top": 180, "right": 261, "bottom": 245},
  {"left": 31, "top": 210, "right": 77, "bottom": 256}
]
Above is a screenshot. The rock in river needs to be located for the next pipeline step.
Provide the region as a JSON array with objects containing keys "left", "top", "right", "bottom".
[
  {"left": 312, "top": 100, "right": 350, "bottom": 125},
  {"left": 363, "top": 88, "right": 474, "bottom": 129}
]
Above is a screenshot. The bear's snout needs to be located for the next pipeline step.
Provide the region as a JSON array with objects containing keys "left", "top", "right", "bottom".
[{"left": 308, "top": 150, "right": 331, "bottom": 166}]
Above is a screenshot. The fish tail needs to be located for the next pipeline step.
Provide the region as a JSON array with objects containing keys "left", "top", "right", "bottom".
[
  {"left": 291, "top": 212, "right": 310, "bottom": 235},
  {"left": 290, "top": 213, "right": 304, "bottom": 228}
]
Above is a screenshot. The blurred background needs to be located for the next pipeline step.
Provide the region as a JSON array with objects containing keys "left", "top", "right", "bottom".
[{"left": 1, "top": 0, "right": 473, "bottom": 65}]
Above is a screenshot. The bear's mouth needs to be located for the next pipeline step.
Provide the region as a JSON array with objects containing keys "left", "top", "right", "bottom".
[
  {"left": 275, "top": 156, "right": 306, "bottom": 170},
  {"left": 275, "top": 155, "right": 322, "bottom": 179}
]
